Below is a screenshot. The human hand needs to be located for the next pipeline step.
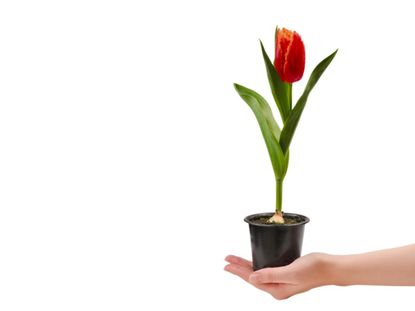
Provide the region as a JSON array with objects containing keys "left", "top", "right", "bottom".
[{"left": 224, "top": 253, "right": 331, "bottom": 300}]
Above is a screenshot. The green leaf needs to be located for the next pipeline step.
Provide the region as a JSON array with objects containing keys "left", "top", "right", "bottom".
[
  {"left": 284, "top": 150, "right": 290, "bottom": 175},
  {"left": 260, "top": 40, "right": 292, "bottom": 123},
  {"left": 279, "top": 49, "right": 338, "bottom": 154},
  {"left": 234, "top": 83, "right": 287, "bottom": 179}
]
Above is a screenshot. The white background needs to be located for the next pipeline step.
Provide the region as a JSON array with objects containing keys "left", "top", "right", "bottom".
[{"left": 1, "top": 0, "right": 414, "bottom": 310}]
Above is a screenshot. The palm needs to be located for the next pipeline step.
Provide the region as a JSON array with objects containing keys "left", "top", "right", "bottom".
[{"left": 224, "top": 253, "right": 325, "bottom": 300}]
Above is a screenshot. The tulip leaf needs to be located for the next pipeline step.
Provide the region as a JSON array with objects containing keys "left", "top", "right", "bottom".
[
  {"left": 279, "top": 49, "right": 338, "bottom": 154},
  {"left": 234, "top": 83, "right": 287, "bottom": 179},
  {"left": 260, "top": 41, "right": 291, "bottom": 123}
]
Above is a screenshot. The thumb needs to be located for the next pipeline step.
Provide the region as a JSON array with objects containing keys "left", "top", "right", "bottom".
[{"left": 249, "top": 266, "right": 293, "bottom": 284}]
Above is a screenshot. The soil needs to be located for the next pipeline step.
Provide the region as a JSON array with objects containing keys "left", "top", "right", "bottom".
[{"left": 251, "top": 214, "right": 305, "bottom": 225}]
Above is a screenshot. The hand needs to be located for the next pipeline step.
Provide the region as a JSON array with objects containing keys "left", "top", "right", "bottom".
[{"left": 224, "top": 253, "right": 330, "bottom": 300}]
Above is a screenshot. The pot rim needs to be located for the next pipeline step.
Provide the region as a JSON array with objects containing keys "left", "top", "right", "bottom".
[{"left": 244, "top": 212, "right": 310, "bottom": 227}]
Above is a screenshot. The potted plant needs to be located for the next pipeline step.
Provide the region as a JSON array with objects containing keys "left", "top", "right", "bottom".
[{"left": 234, "top": 26, "right": 337, "bottom": 271}]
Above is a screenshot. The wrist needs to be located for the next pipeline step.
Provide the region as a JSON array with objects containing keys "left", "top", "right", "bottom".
[
  {"left": 307, "top": 253, "right": 342, "bottom": 287},
  {"left": 308, "top": 253, "right": 345, "bottom": 287},
  {"left": 323, "top": 254, "right": 350, "bottom": 286}
]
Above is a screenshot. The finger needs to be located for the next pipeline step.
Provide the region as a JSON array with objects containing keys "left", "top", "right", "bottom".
[
  {"left": 224, "top": 264, "right": 275, "bottom": 293},
  {"left": 225, "top": 255, "right": 252, "bottom": 268},
  {"left": 249, "top": 267, "right": 294, "bottom": 284},
  {"left": 224, "top": 263, "right": 252, "bottom": 282}
]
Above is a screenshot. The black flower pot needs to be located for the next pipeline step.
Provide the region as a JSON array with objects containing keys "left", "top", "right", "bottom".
[{"left": 244, "top": 212, "right": 310, "bottom": 271}]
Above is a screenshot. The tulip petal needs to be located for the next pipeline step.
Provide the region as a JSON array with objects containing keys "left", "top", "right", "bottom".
[
  {"left": 274, "top": 28, "right": 292, "bottom": 82},
  {"left": 284, "top": 32, "right": 305, "bottom": 83}
]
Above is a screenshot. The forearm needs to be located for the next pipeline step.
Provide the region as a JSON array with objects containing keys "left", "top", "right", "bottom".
[{"left": 325, "top": 244, "right": 415, "bottom": 286}]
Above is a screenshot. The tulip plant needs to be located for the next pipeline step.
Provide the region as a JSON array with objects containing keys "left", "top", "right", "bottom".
[{"left": 234, "top": 27, "right": 337, "bottom": 224}]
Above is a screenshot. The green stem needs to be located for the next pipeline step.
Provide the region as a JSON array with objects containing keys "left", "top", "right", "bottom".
[
  {"left": 276, "top": 179, "right": 283, "bottom": 213},
  {"left": 287, "top": 83, "right": 292, "bottom": 111}
]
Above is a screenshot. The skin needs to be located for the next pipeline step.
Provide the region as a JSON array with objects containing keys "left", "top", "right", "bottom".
[{"left": 224, "top": 244, "right": 415, "bottom": 300}]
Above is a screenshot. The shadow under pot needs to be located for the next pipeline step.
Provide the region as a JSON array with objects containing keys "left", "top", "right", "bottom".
[{"left": 244, "top": 212, "right": 310, "bottom": 271}]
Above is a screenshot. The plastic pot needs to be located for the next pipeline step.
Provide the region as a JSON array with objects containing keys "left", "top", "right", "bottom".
[{"left": 244, "top": 212, "right": 310, "bottom": 271}]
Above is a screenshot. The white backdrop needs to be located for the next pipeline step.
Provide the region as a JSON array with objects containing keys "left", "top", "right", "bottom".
[{"left": 1, "top": 0, "right": 415, "bottom": 310}]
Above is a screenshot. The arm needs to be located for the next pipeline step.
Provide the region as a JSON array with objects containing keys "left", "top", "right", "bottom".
[
  {"left": 224, "top": 244, "right": 415, "bottom": 300},
  {"left": 327, "top": 244, "right": 415, "bottom": 286}
]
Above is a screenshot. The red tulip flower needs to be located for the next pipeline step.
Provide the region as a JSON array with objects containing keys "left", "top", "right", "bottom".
[{"left": 274, "top": 28, "right": 306, "bottom": 83}]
